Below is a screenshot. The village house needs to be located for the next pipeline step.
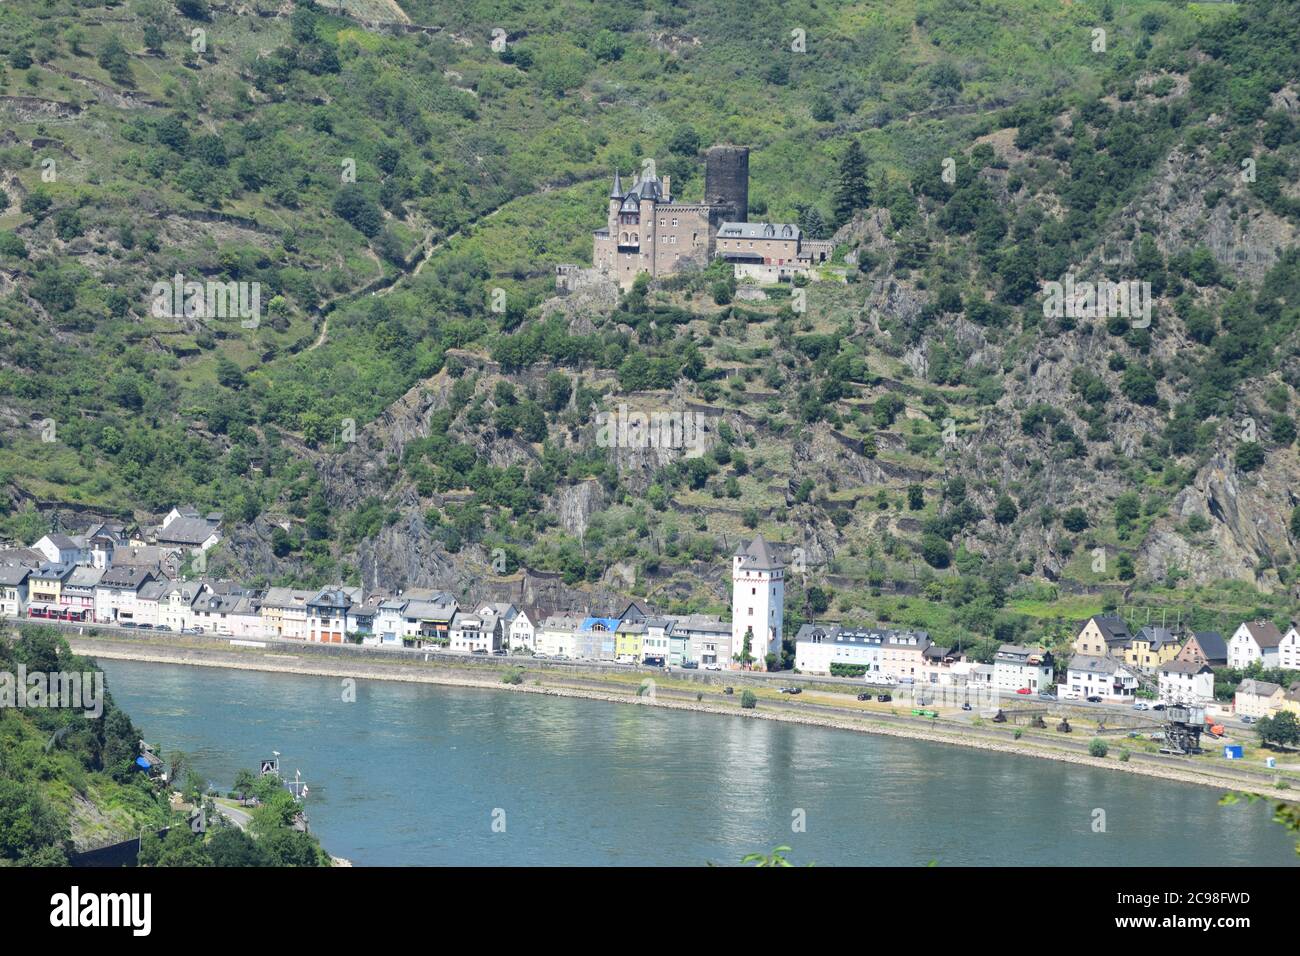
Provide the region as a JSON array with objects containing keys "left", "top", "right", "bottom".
[
  {"left": 794, "top": 625, "right": 882, "bottom": 676},
  {"left": 575, "top": 616, "right": 619, "bottom": 662},
  {"left": 159, "top": 580, "right": 207, "bottom": 631},
  {"left": 992, "top": 644, "right": 1054, "bottom": 693},
  {"left": 1123, "top": 626, "right": 1181, "bottom": 671},
  {"left": 1157, "top": 660, "right": 1216, "bottom": 706},
  {"left": 28, "top": 563, "right": 77, "bottom": 620},
  {"left": 1234, "top": 678, "right": 1285, "bottom": 718},
  {"left": 372, "top": 592, "right": 458, "bottom": 647},
  {"left": 1281, "top": 683, "right": 1300, "bottom": 718},
  {"left": 1279, "top": 626, "right": 1300, "bottom": 671},
  {"left": 93, "top": 566, "right": 157, "bottom": 625},
  {"left": 537, "top": 613, "right": 584, "bottom": 658},
  {"left": 259, "top": 587, "right": 315, "bottom": 640},
  {"left": 306, "top": 587, "right": 362, "bottom": 643},
  {"left": 638, "top": 619, "right": 670, "bottom": 664},
  {"left": 1228, "top": 620, "right": 1284, "bottom": 669},
  {"left": 1062, "top": 655, "right": 1138, "bottom": 701},
  {"left": 449, "top": 606, "right": 504, "bottom": 654},
  {"left": 32, "top": 533, "right": 88, "bottom": 567},
  {"left": 133, "top": 578, "right": 173, "bottom": 629},
  {"left": 615, "top": 619, "right": 647, "bottom": 663},
  {"left": 475, "top": 602, "right": 534, "bottom": 653},
  {"left": 0, "top": 565, "right": 31, "bottom": 618},
  {"left": 1175, "top": 631, "right": 1228, "bottom": 668},
  {"left": 669, "top": 614, "right": 732, "bottom": 669},
  {"left": 152, "top": 506, "right": 222, "bottom": 553},
  {"left": 60, "top": 566, "right": 104, "bottom": 621},
  {"left": 880, "top": 631, "right": 931, "bottom": 684},
  {"left": 1072, "top": 615, "right": 1131, "bottom": 657}
]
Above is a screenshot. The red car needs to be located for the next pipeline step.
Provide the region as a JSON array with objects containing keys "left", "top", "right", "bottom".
[{"left": 1015, "top": 687, "right": 1032, "bottom": 695}]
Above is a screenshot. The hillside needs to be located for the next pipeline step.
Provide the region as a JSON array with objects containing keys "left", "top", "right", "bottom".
[{"left": 2, "top": 0, "right": 1300, "bottom": 654}]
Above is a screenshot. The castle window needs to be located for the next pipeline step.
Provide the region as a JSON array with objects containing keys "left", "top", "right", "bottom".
[
  {"left": 672, "top": 218, "right": 678, "bottom": 226},
  {"left": 659, "top": 219, "right": 665, "bottom": 227}
]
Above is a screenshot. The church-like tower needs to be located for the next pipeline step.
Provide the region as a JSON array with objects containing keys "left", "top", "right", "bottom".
[{"left": 731, "top": 535, "right": 784, "bottom": 667}]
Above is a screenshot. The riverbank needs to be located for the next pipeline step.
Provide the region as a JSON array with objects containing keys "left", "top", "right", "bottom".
[{"left": 65, "top": 630, "right": 1300, "bottom": 803}]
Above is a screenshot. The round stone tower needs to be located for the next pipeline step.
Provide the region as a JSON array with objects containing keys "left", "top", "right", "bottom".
[{"left": 705, "top": 145, "right": 750, "bottom": 223}]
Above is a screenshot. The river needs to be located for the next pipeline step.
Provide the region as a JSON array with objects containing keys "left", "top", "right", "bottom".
[{"left": 100, "top": 660, "right": 1299, "bottom": 866}]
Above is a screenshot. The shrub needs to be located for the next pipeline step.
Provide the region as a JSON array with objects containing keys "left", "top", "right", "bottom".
[
  {"left": 740, "top": 690, "right": 757, "bottom": 710},
  {"left": 1089, "top": 739, "right": 1109, "bottom": 758}
]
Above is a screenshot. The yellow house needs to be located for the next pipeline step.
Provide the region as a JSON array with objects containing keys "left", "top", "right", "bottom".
[
  {"left": 615, "top": 622, "right": 646, "bottom": 663},
  {"left": 1280, "top": 683, "right": 1300, "bottom": 718},
  {"left": 1124, "top": 626, "right": 1182, "bottom": 670},
  {"left": 28, "top": 563, "right": 74, "bottom": 610},
  {"left": 1073, "top": 615, "right": 1130, "bottom": 656}
]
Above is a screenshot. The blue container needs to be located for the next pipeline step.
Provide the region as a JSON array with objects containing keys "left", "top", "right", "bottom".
[{"left": 1223, "top": 745, "right": 1243, "bottom": 759}]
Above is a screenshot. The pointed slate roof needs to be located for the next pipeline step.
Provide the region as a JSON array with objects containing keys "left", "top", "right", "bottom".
[
  {"left": 737, "top": 535, "right": 782, "bottom": 571},
  {"left": 610, "top": 169, "right": 623, "bottom": 199}
]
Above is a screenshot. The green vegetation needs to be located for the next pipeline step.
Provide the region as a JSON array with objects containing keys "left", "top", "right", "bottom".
[{"left": 0, "top": 0, "right": 1297, "bottom": 652}]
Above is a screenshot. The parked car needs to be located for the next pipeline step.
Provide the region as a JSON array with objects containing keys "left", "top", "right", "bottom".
[
  {"left": 1241, "top": 715, "right": 1256, "bottom": 724},
  {"left": 961, "top": 702, "right": 973, "bottom": 711},
  {"left": 181, "top": 626, "right": 202, "bottom": 635},
  {"left": 857, "top": 693, "right": 873, "bottom": 701},
  {"left": 121, "top": 622, "right": 137, "bottom": 628},
  {"left": 704, "top": 663, "right": 723, "bottom": 671},
  {"left": 554, "top": 655, "right": 570, "bottom": 661},
  {"left": 876, "top": 693, "right": 892, "bottom": 702},
  {"left": 491, "top": 649, "right": 507, "bottom": 656},
  {"left": 138, "top": 623, "right": 153, "bottom": 630},
  {"left": 779, "top": 686, "right": 802, "bottom": 695},
  {"left": 471, "top": 648, "right": 488, "bottom": 655},
  {"left": 680, "top": 661, "right": 699, "bottom": 669},
  {"left": 723, "top": 687, "right": 734, "bottom": 695},
  {"left": 1086, "top": 695, "right": 1103, "bottom": 703},
  {"left": 1132, "top": 702, "right": 1149, "bottom": 711},
  {"left": 1151, "top": 703, "right": 1166, "bottom": 711},
  {"left": 155, "top": 625, "right": 171, "bottom": 632},
  {"left": 532, "top": 653, "right": 549, "bottom": 659},
  {"left": 1038, "top": 693, "right": 1055, "bottom": 701},
  {"left": 1015, "top": 687, "right": 1032, "bottom": 695},
  {"left": 1063, "top": 692, "right": 1081, "bottom": 701}
]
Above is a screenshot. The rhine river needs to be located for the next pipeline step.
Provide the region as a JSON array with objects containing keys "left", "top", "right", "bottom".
[{"left": 101, "top": 660, "right": 1299, "bottom": 866}]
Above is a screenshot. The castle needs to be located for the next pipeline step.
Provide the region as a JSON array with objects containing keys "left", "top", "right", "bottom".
[{"left": 557, "top": 146, "right": 833, "bottom": 293}]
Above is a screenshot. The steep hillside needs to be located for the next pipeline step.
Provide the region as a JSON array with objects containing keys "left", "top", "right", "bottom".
[{"left": 3, "top": 0, "right": 1299, "bottom": 652}]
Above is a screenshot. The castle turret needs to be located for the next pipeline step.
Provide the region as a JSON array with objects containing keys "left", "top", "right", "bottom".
[{"left": 608, "top": 170, "right": 623, "bottom": 236}]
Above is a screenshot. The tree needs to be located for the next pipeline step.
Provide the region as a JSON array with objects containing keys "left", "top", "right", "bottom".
[
  {"left": 740, "top": 690, "right": 757, "bottom": 710},
  {"left": 907, "top": 484, "right": 924, "bottom": 511},
  {"left": 832, "top": 140, "right": 870, "bottom": 228},
  {"left": 994, "top": 494, "right": 1019, "bottom": 525},
  {"left": 1257, "top": 711, "right": 1300, "bottom": 748},
  {"left": 98, "top": 37, "right": 133, "bottom": 87},
  {"left": 232, "top": 769, "right": 258, "bottom": 803}
]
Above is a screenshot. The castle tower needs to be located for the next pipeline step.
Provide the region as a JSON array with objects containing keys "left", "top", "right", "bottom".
[
  {"left": 607, "top": 169, "right": 623, "bottom": 236},
  {"left": 705, "top": 145, "right": 750, "bottom": 224},
  {"left": 731, "top": 535, "right": 784, "bottom": 668}
]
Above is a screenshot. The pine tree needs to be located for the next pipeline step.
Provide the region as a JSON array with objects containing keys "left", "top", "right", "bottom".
[{"left": 832, "top": 140, "right": 870, "bottom": 227}]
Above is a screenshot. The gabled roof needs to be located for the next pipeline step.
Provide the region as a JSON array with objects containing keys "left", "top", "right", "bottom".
[
  {"left": 1237, "top": 679, "right": 1282, "bottom": 697},
  {"left": 1159, "top": 659, "right": 1213, "bottom": 676},
  {"left": 1238, "top": 620, "right": 1284, "bottom": 648},
  {"left": 64, "top": 566, "right": 105, "bottom": 588},
  {"left": 717, "top": 221, "right": 800, "bottom": 241},
  {"left": 43, "top": 533, "right": 79, "bottom": 550},
  {"left": 0, "top": 565, "right": 32, "bottom": 586},
  {"left": 1187, "top": 631, "right": 1227, "bottom": 660},
  {"left": 1069, "top": 654, "right": 1124, "bottom": 675},
  {"left": 156, "top": 516, "right": 221, "bottom": 545},
  {"left": 1085, "top": 615, "right": 1130, "bottom": 644}
]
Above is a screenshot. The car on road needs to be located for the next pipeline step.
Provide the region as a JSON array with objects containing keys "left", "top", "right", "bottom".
[
  {"left": 704, "top": 663, "right": 723, "bottom": 671},
  {"left": 1063, "top": 692, "right": 1081, "bottom": 701},
  {"left": 1151, "top": 703, "right": 1166, "bottom": 711},
  {"left": 1241, "top": 715, "right": 1256, "bottom": 724},
  {"left": 1086, "top": 695, "right": 1103, "bottom": 703},
  {"left": 1038, "top": 693, "right": 1055, "bottom": 701},
  {"left": 1015, "top": 687, "right": 1032, "bottom": 695},
  {"left": 121, "top": 622, "right": 137, "bottom": 628},
  {"left": 779, "top": 686, "right": 802, "bottom": 695},
  {"left": 554, "top": 655, "right": 570, "bottom": 661},
  {"left": 876, "top": 693, "right": 892, "bottom": 702},
  {"left": 491, "top": 649, "right": 507, "bottom": 656},
  {"left": 181, "top": 626, "right": 202, "bottom": 634},
  {"left": 1132, "top": 702, "right": 1149, "bottom": 710},
  {"left": 532, "top": 653, "right": 549, "bottom": 659},
  {"left": 155, "top": 625, "right": 171, "bottom": 632},
  {"left": 961, "top": 702, "right": 973, "bottom": 711},
  {"left": 857, "top": 693, "right": 873, "bottom": 701},
  {"left": 680, "top": 661, "right": 699, "bottom": 669}
]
